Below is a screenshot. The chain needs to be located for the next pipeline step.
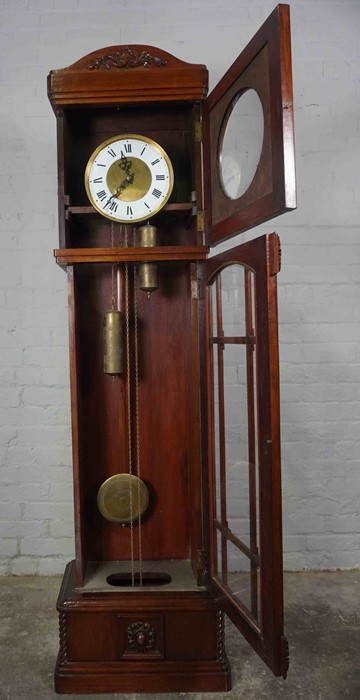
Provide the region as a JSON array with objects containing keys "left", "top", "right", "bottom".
[
  {"left": 124, "top": 225, "right": 143, "bottom": 587},
  {"left": 124, "top": 228, "right": 135, "bottom": 586},
  {"left": 111, "top": 222, "right": 116, "bottom": 309},
  {"left": 133, "top": 261, "right": 143, "bottom": 586}
]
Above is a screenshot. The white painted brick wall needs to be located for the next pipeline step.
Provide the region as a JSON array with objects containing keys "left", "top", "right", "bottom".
[{"left": 0, "top": 0, "right": 359, "bottom": 574}]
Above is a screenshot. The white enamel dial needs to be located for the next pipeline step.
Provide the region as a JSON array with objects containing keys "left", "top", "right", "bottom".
[{"left": 85, "top": 134, "right": 174, "bottom": 223}]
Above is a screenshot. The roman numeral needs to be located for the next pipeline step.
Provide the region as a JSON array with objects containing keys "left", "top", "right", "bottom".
[
  {"left": 93, "top": 177, "right": 103, "bottom": 183},
  {"left": 107, "top": 148, "right": 116, "bottom": 157},
  {"left": 140, "top": 147, "right": 146, "bottom": 156},
  {"left": 124, "top": 143, "right": 132, "bottom": 153},
  {"left": 156, "top": 174, "right": 165, "bottom": 180},
  {"left": 151, "top": 158, "right": 160, "bottom": 166},
  {"left": 110, "top": 202, "right": 118, "bottom": 212},
  {"left": 96, "top": 163, "right": 106, "bottom": 167},
  {"left": 144, "top": 202, "right": 150, "bottom": 210},
  {"left": 97, "top": 190, "right": 107, "bottom": 201},
  {"left": 152, "top": 188, "right": 162, "bottom": 198},
  {"left": 127, "top": 205, "right": 133, "bottom": 216}
]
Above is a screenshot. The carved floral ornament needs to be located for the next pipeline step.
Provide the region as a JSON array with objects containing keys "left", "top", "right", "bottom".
[
  {"left": 88, "top": 47, "right": 167, "bottom": 70},
  {"left": 127, "top": 621, "right": 156, "bottom": 652}
]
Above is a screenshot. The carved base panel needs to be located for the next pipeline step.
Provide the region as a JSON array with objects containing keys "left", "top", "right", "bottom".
[{"left": 55, "top": 562, "right": 231, "bottom": 694}]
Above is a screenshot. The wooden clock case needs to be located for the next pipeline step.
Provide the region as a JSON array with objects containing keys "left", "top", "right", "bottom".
[{"left": 47, "top": 4, "right": 295, "bottom": 694}]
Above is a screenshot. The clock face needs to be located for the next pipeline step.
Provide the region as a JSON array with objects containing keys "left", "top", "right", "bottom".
[{"left": 85, "top": 134, "right": 174, "bottom": 223}]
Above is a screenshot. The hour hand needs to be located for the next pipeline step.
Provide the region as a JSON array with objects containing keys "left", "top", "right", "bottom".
[
  {"left": 104, "top": 172, "right": 134, "bottom": 208},
  {"left": 119, "top": 154, "right": 133, "bottom": 173}
]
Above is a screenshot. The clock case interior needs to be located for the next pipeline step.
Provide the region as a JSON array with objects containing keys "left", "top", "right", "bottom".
[
  {"left": 48, "top": 4, "right": 295, "bottom": 694},
  {"left": 54, "top": 102, "right": 206, "bottom": 580}
]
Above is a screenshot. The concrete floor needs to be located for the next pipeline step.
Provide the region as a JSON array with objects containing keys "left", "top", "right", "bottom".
[{"left": 0, "top": 571, "right": 359, "bottom": 700}]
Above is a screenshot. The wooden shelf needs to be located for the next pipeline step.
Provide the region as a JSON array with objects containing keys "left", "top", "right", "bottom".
[
  {"left": 54, "top": 245, "right": 208, "bottom": 265},
  {"left": 65, "top": 202, "right": 194, "bottom": 218}
]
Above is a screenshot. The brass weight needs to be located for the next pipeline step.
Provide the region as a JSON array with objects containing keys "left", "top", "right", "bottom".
[
  {"left": 138, "top": 224, "right": 158, "bottom": 295},
  {"left": 139, "top": 262, "right": 158, "bottom": 294},
  {"left": 103, "top": 310, "right": 124, "bottom": 375}
]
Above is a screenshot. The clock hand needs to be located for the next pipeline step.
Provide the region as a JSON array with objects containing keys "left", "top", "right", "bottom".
[
  {"left": 104, "top": 171, "right": 135, "bottom": 208},
  {"left": 119, "top": 154, "right": 132, "bottom": 173}
]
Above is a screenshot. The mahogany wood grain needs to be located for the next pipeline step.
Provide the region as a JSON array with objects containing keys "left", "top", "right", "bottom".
[
  {"left": 66, "top": 203, "right": 193, "bottom": 217},
  {"left": 54, "top": 246, "right": 209, "bottom": 265},
  {"left": 200, "top": 233, "right": 288, "bottom": 678},
  {"left": 67, "top": 266, "right": 86, "bottom": 585},
  {"left": 212, "top": 335, "right": 255, "bottom": 345},
  {"left": 203, "top": 4, "right": 296, "bottom": 246},
  {"left": 48, "top": 46, "right": 208, "bottom": 111},
  {"left": 215, "top": 275, "right": 228, "bottom": 585},
  {"left": 202, "top": 274, "right": 216, "bottom": 579},
  {"left": 188, "top": 263, "right": 204, "bottom": 581},
  {"left": 244, "top": 269, "right": 259, "bottom": 619},
  {"left": 49, "top": 26, "right": 292, "bottom": 692},
  {"left": 68, "top": 109, "right": 192, "bottom": 204},
  {"left": 55, "top": 561, "right": 231, "bottom": 694},
  {"left": 192, "top": 102, "right": 205, "bottom": 246},
  {"left": 56, "top": 113, "right": 67, "bottom": 249},
  {"left": 72, "top": 263, "right": 193, "bottom": 563}
]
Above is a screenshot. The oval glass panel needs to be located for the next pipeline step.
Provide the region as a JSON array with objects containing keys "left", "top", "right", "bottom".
[{"left": 219, "top": 89, "right": 264, "bottom": 200}]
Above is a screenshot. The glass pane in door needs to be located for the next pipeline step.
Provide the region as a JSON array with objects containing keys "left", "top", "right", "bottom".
[{"left": 209, "top": 264, "right": 260, "bottom": 623}]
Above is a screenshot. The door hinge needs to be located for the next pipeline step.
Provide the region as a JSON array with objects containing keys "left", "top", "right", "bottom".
[
  {"left": 194, "top": 121, "right": 202, "bottom": 142},
  {"left": 197, "top": 210, "right": 205, "bottom": 232}
]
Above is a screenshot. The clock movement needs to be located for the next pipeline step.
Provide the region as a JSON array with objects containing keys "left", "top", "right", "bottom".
[{"left": 47, "top": 4, "right": 295, "bottom": 693}]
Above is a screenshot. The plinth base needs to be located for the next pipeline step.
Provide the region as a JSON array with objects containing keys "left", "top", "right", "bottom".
[{"left": 55, "top": 561, "right": 231, "bottom": 694}]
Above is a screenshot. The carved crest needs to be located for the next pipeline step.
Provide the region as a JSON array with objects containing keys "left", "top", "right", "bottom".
[{"left": 89, "top": 47, "right": 167, "bottom": 70}]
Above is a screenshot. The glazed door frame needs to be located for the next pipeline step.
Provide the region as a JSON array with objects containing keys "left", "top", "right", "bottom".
[{"left": 200, "top": 233, "right": 288, "bottom": 678}]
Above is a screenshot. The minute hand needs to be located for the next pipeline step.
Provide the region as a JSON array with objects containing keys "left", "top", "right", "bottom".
[{"left": 104, "top": 172, "right": 134, "bottom": 208}]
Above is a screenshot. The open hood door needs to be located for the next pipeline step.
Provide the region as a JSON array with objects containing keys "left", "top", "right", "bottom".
[{"left": 203, "top": 5, "right": 296, "bottom": 246}]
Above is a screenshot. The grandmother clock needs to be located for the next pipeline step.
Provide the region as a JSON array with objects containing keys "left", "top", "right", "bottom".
[{"left": 48, "top": 4, "right": 295, "bottom": 694}]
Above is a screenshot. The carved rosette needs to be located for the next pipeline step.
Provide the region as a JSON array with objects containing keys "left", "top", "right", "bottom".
[
  {"left": 89, "top": 48, "right": 167, "bottom": 70},
  {"left": 127, "top": 621, "right": 156, "bottom": 652}
]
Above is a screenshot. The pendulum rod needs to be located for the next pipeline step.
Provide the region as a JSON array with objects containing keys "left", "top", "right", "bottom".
[
  {"left": 110, "top": 223, "right": 116, "bottom": 383},
  {"left": 111, "top": 222, "right": 116, "bottom": 309}
]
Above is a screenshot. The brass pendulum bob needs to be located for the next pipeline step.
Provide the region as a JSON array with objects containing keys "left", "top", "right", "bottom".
[
  {"left": 97, "top": 473, "right": 149, "bottom": 524},
  {"left": 138, "top": 224, "right": 158, "bottom": 297}
]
